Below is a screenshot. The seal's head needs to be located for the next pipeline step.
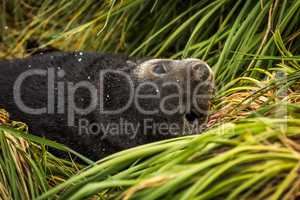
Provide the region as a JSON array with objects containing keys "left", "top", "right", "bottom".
[
  {"left": 99, "top": 57, "right": 214, "bottom": 149},
  {"left": 133, "top": 58, "right": 214, "bottom": 137}
]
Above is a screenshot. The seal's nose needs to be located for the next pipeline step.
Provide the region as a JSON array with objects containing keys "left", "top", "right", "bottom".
[{"left": 184, "top": 58, "right": 213, "bottom": 81}]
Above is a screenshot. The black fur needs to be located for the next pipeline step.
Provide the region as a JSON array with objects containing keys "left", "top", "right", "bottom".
[{"left": 0, "top": 52, "right": 213, "bottom": 160}]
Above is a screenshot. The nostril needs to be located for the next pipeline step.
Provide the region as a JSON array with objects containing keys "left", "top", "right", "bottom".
[{"left": 191, "top": 63, "right": 213, "bottom": 81}]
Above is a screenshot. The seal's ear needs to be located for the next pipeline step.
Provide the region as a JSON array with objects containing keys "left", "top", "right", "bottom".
[
  {"left": 133, "top": 57, "right": 151, "bottom": 65},
  {"left": 26, "top": 39, "right": 60, "bottom": 55}
]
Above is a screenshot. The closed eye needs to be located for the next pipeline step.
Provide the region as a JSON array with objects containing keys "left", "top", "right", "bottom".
[{"left": 153, "top": 64, "right": 167, "bottom": 75}]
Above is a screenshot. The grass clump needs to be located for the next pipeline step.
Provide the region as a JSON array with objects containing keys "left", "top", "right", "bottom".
[
  {"left": 0, "top": 111, "right": 84, "bottom": 199},
  {"left": 33, "top": 115, "right": 300, "bottom": 199}
]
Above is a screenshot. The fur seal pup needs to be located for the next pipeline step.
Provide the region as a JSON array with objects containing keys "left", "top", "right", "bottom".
[{"left": 0, "top": 52, "right": 214, "bottom": 160}]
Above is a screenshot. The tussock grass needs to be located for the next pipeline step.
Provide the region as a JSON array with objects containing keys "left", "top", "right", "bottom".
[
  {"left": 0, "top": 111, "right": 83, "bottom": 199},
  {"left": 0, "top": 0, "right": 300, "bottom": 199},
  {"left": 2, "top": 0, "right": 300, "bottom": 87},
  {"left": 38, "top": 116, "right": 300, "bottom": 200}
]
